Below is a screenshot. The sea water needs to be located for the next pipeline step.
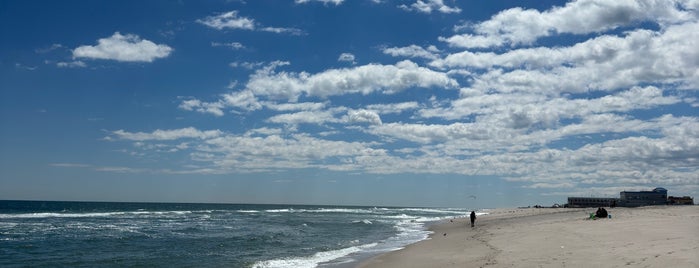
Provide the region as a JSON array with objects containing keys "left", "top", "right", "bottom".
[{"left": 0, "top": 201, "right": 475, "bottom": 267}]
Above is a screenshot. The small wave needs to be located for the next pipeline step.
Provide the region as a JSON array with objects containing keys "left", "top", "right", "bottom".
[
  {"left": 397, "top": 208, "right": 471, "bottom": 214},
  {"left": 381, "top": 214, "right": 415, "bottom": 220},
  {"left": 352, "top": 219, "right": 372, "bottom": 225},
  {"left": 311, "top": 208, "right": 373, "bottom": 214},
  {"left": 0, "top": 212, "right": 125, "bottom": 219},
  {"left": 0, "top": 210, "right": 202, "bottom": 219},
  {"left": 252, "top": 243, "right": 377, "bottom": 268},
  {"left": 263, "top": 208, "right": 375, "bottom": 214},
  {"left": 236, "top": 210, "right": 260, "bottom": 213},
  {"left": 264, "top": 209, "right": 293, "bottom": 213}
]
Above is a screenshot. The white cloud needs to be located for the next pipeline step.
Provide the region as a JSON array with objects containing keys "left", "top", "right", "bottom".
[
  {"left": 195, "top": 132, "right": 378, "bottom": 172},
  {"left": 265, "top": 102, "right": 327, "bottom": 111},
  {"left": 230, "top": 61, "right": 266, "bottom": 70},
  {"left": 435, "top": 22, "right": 699, "bottom": 95},
  {"left": 197, "top": 11, "right": 255, "bottom": 30},
  {"left": 261, "top": 27, "right": 305, "bottom": 35},
  {"left": 295, "top": 0, "right": 344, "bottom": 5},
  {"left": 105, "top": 114, "right": 699, "bottom": 193},
  {"left": 337, "top": 53, "right": 356, "bottom": 64},
  {"left": 246, "top": 60, "right": 458, "bottom": 101},
  {"left": 73, "top": 32, "right": 172, "bottom": 62},
  {"left": 349, "top": 116, "right": 699, "bottom": 185},
  {"left": 109, "top": 127, "right": 223, "bottom": 141},
  {"left": 420, "top": 86, "right": 680, "bottom": 123},
  {"left": 347, "top": 109, "right": 382, "bottom": 125},
  {"left": 211, "top": 42, "right": 245, "bottom": 50},
  {"left": 399, "top": 0, "right": 461, "bottom": 14},
  {"left": 221, "top": 90, "right": 263, "bottom": 111},
  {"left": 179, "top": 99, "right": 226, "bottom": 117},
  {"left": 382, "top": 45, "right": 439, "bottom": 60},
  {"left": 179, "top": 59, "right": 453, "bottom": 117},
  {"left": 440, "top": 0, "right": 698, "bottom": 48},
  {"left": 56, "top": 60, "right": 86, "bottom": 68},
  {"left": 198, "top": 11, "right": 304, "bottom": 35},
  {"left": 267, "top": 110, "right": 339, "bottom": 125}
]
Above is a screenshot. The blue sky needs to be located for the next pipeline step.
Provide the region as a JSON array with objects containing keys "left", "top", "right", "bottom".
[{"left": 1, "top": 0, "right": 698, "bottom": 208}]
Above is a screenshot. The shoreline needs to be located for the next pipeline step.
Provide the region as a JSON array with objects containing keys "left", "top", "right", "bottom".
[{"left": 358, "top": 206, "right": 699, "bottom": 267}]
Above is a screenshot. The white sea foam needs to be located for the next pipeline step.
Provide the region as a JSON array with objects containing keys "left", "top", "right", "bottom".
[
  {"left": 252, "top": 243, "right": 378, "bottom": 268},
  {"left": 0, "top": 212, "right": 125, "bottom": 219},
  {"left": 264, "top": 209, "right": 294, "bottom": 213},
  {"left": 313, "top": 208, "right": 373, "bottom": 214},
  {"left": 380, "top": 213, "right": 417, "bottom": 220},
  {"left": 397, "top": 208, "right": 469, "bottom": 214},
  {"left": 0, "top": 210, "right": 205, "bottom": 219},
  {"left": 236, "top": 210, "right": 260, "bottom": 213},
  {"left": 262, "top": 208, "right": 375, "bottom": 214}
]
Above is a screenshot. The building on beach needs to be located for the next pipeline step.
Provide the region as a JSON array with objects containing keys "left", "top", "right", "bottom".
[
  {"left": 668, "top": 196, "right": 694, "bottom": 205},
  {"left": 618, "top": 187, "right": 668, "bottom": 207},
  {"left": 566, "top": 187, "right": 694, "bottom": 207},
  {"left": 566, "top": 197, "right": 617, "bottom": 208}
]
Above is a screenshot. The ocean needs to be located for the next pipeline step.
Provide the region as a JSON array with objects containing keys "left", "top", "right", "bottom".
[{"left": 0, "top": 200, "right": 475, "bottom": 267}]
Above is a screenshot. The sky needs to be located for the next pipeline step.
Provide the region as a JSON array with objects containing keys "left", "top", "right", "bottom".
[{"left": 1, "top": 0, "right": 698, "bottom": 208}]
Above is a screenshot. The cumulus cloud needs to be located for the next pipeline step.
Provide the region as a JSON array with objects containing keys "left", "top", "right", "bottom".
[
  {"left": 440, "top": 0, "right": 698, "bottom": 48},
  {"left": 434, "top": 22, "right": 699, "bottom": 95},
  {"left": 246, "top": 60, "right": 458, "bottom": 101},
  {"left": 383, "top": 45, "right": 440, "bottom": 60},
  {"left": 221, "top": 90, "right": 263, "bottom": 111},
  {"left": 399, "top": 0, "right": 461, "bottom": 14},
  {"left": 347, "top": 110, "right": 382, "bottom": 125},
  {"left": 72, "top": 32, "right": 172, "bottom": 62}
]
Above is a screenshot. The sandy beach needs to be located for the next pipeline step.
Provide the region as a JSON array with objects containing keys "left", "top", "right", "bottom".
[{"left": 359, "top": 206, "right": 699, "bottom": 268}]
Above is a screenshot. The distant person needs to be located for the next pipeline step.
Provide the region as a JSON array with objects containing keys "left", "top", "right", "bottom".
[
  {"left": 470, "top": 211, "right": 476, "bottom": 227},
  {"left": 595, "top": 207, "right": 608, "bottom": 218}
]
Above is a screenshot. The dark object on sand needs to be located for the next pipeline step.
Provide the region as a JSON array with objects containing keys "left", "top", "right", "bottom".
[
  {"left": 470, "top": 211, "right": 476, "bottom": 227},
  {"left": 595, "top": 207, "right": 608, "bottom": 218}
]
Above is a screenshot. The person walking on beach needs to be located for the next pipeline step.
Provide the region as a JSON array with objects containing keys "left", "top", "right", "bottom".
[{"left": 470, "top": 211, "right": 476, "bottom": 227}]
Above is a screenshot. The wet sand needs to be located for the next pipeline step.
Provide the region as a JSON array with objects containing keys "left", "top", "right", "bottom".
[{"left": 359, "top": 206, "right": 699, "bottom": 267}]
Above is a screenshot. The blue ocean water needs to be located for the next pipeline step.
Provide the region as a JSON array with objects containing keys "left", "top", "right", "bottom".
[{"left": 0, "top": 201, "right": 473, "bottom": 267}]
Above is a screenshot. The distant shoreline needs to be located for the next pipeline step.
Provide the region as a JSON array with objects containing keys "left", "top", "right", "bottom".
[{"left": 359, "top": 206, "right": 699, "bottom": 267}]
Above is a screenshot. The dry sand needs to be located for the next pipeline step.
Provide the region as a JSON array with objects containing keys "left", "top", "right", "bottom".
[{"left": 359, "top": 206, "right": 699, "bottom": 268}]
